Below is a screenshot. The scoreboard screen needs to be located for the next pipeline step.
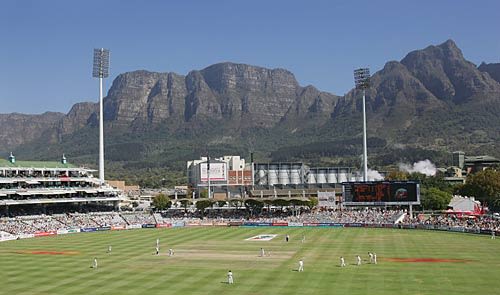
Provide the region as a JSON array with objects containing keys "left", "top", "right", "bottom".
[{"left": 343, "top": 181, "right": 420, "bottom": 205}]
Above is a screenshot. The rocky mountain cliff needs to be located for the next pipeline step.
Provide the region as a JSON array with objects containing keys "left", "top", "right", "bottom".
[
  {"left": 0, "top": 112, "right": 64, "bottom": 151},
  {"left": 328, "top": 40, "right": 500, "bottom": 147},
  {"left": 478, "top": 62, "right": 500, "bottom": 84},
  {"left": 99, "top": 63, "right": 338, "bottom": 129},
  {"left": 1, "top": 40, "right": 499, "bottom": 184}
]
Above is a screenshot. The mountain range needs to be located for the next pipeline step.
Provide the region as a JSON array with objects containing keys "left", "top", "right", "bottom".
[{"left": 1, "top": 40, "right": 499, "bottom": 186}]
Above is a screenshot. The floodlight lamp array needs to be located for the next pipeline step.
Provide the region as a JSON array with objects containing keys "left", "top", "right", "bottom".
[
  {"left": 354, "top": 68, "right": 370, "bottom": 89},
  {"left": 92, "top": 48, "right": 110, "bottom": 78}
]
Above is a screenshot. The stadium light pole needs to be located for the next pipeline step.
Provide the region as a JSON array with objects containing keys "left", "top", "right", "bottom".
[
  {"left": 93, "top": 48, "right": 110, "bottom": 186},
  {"left": 354, "top": 68, "right": 370, "bottom": 182}
]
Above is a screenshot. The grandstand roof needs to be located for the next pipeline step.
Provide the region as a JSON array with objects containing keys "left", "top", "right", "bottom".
[
  {"left": 464, "top": 155, "right": 500, "bottom": 163},
  {"left": 0, "top": 159, "right": 76, "bottom": 169}
]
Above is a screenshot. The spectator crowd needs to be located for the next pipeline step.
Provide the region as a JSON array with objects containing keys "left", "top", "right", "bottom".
[{"left": 1, "top": 208, "right": 499, "bottom": 236}]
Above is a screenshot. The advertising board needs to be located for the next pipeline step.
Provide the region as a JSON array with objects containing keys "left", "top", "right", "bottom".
[
  {"left": 200, "top": 162, "right": 227, "bottom": 181},
  {"left": 317, "top": 191, "right": 337, "bottom": 208},
  {"left": 343, "top": 181, "right": 420, "bottom": 205}
]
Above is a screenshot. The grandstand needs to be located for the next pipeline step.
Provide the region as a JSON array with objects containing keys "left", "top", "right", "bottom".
[
  {"left": 1, "top": 207, "right": 499, "bottom": 239},
  {"left": 0, "top": 158, "right": 121, "bottom": 217}
]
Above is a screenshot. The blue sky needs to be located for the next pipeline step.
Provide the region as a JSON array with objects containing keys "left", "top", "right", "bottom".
[{"left": 1, "top": 0, "right": 499, "bottom": 114}]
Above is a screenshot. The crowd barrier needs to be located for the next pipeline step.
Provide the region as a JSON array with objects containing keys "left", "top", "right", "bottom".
[
  {"left": 57, "top": 228, "right": 80, "bottom": 235},
  {"left": 1, "top": 221, "right": 498, "bottom": 242}
]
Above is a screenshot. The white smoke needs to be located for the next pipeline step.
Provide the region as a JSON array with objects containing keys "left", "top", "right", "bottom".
[
  {"left": 367, "top": 169, "right": 384, "bottom": 181},
  {"left": 398, "top": 159, "right": 437, "bottom": 176}
]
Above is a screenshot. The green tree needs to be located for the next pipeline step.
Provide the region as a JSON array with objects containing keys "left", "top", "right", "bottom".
[
  {"left": 216, "top": 200, "right": 227, "bottom": 208},
  {"left": 307, "top": 197, "right": 318, "bottom": 210},
  {"left": 272, "top": 199, "right": 290, "bottom": 211},
  {"left": 460, "top": 169, "right": 500, "bottom": 211},
  {"left": 230, "top": 199, "right": 242, "bottom": 210},
  {"left": 289, "top": 199, "right": 305, "bottom": 207},
  {"left": 195, "top": 199, "right": 214, "bottom": 216},
  {"left": 244, "top": 199, "right": 264, "bottom": 217},
  {"left": 385, "top": 170, "right": 409, "bottom": 181},
  {"left": 263, "top": 199, "right": 274, "bottom": 214},
  {"left": 152, "top": 193, "right": 172, "bottom": 211},
  {"left": 421, "top": 187, "right": 452, "bottom": 210},
  {"left": 179, "top": 199, "right": 191, "bottom": 213},
  {"left": 199, "top": 189, "right": 208, "bottom": 198},
  {"left": 409, "top": 173, "right": 453, "bottom": 193}
]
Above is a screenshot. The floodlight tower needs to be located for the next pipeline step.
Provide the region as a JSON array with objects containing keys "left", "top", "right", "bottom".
[
  {"left": 354, "top": 68, "right": 370, "bottom": 181},
  {"left": 93, "top": 48, "right": 110, "bottom": 185}
]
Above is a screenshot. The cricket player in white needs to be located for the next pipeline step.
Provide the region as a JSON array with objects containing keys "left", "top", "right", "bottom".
[
  {"left": 373, "top": 253, "right": 377, "bottom": 264},
  {"left": 298, "top": 259, "right": 304, "bottom": 272},
  {"left": 340, "top": 256, "right": 346, "bottom": 267},
  {"left": 368, "top": 252, "right": 374, "bottom": 264},
  {"left": 260, "top": 248, "right": 265, "bottom": 257},
  {"left": 301, "top": 235, "right": 305, "bottom": 243},
  {"left": 169, "top": 248, "right": 174, "bottom": 256},
  {"left": 156, "top": 238, "right": 160, "bottom": 248},
  {"left": 227, "top": 270, "right": 234, "bottom": 284},
  {"left": 92, "top": 257, "right": 98, "bottom": 269},
  {"left": 156, "top": 246, "right": 159, "bottom": 255},
  {"left": 356, "top": 255, "right": 361, "bottom": 266},
  {"left": 108, "top": 245, "right": 112, "bottom": 253},
  {"left": 492, "top": 231, "right": 496, "bottom": 239}
]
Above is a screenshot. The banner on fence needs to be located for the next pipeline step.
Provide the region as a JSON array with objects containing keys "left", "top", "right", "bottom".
[
  {"left": 228, "top": 222, "right": 243, "bottom": 227},
  {"left": 19, "top": 233, "right": 34, "bottom": 239},
  {"left": 272, "top": 222, "right": 288, "bottom": 226},
  {"left": 213, "top": 222, "right": 228, "bottom": 226},
  {"left": 243, "top": 222, "right": 272, "bottom": 227},
  {"left": 34, "top": 231, "right": 57, "bottom": 237},
  {"left": 141, "top": 224, "right": 156, "bottom": 229},
  {"left": 80, "top": 228, "right": 97, "bottom": 232},
  {"left": 345, "top": 223, "right": 363, "bottom": 227},
  {"left": 156, "top": 223, "right": 172, "bottom": 228},
  {"left": 172, "top": 221, "right": 185, "bottom": 227},
  {"left": 186, "top": 222, "right": 201, "bottom": 226},
  {"left": 57, "top": 229, "right": 80, "bottom": 235},
  {"left": 303, "top": 223, "right": 318, "bottom": 227}
]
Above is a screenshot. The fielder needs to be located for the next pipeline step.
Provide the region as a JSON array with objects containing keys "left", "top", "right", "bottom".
[
  {"left": 156, "top": 246, "right": 160, "bottom": 255},
  {"left": 92, "top": 257, "right": 98, "bottom": 269},
  {"left": 368, "top": 252, "right": 374, "bottom": 264},
  {"left": 373, "top": 253, "right": 377, "bottom": 264},
  {"left": 108, "top": 245, "right": 112, "bottom": 253},
  {"left": 298, "top": 259, "right": 304, "bottom": 272},
  {"left": 356, "top": 255, "right": 361, "bottom": 266},
  {"left": 156, "top": 238, "right": 160, "bottom": 248},
  {"left": 169, "top": 248, "right": 174, "bottom": 256},
  {"left": 227, "top": 270, "right": 234, "bottom": 284},
  {"left": 340, "top": 256, "right": 346, "bottom": 267},
  {"left": 301, "top": 235, "right": 306, "bottom": 243},
  {"left": 260, "top": 248, "right": 265, "bottom": 257},
  {"left": 492, "top": 231, "right": 496, "bottom": 240},
  {"left": 285, "top": 234, "right": 290, "bottom": 242}
]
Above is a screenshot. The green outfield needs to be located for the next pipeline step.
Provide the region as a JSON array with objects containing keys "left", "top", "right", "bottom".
[{"left": 0, "top": 227, "right": 499, "bottom": 295}]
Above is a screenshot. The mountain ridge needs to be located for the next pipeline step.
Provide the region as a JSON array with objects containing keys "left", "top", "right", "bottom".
[{"left": 1, "top": 40, "right": 499, "bottom": 186}]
